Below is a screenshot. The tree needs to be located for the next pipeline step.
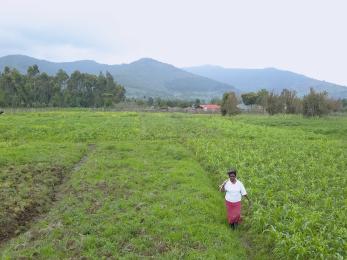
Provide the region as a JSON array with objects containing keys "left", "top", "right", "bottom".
[
  {"left": 52, "top": 69, "right": 69, "bottom": 106},
  {"left": 255, "top": 89, "right": 269, "bottom": 113},
  {"left": 0, "top": 87, "right": 5, "bottom": 107},
  {"left": 292, "top": 97, "right": 303, "bottom": 114},
  {"left": 113, "top": 84, "right": 126, "bottom": 103},
  {"left": 341, "top": 99, "right": 347, "bottom": 111},
  {"left": 280, "top": 89, "right": 298, "bottom": 114},
  {"left": 221, "top": 92, "right": 240, "bottom": 116},
  {"left": 66, "top": 71, "right": 83, "bottom": 107},
  {"left": 0, "top": 67, "right": 14, "bottom": 106},
  {"left": 37, "top": 72, "right": 52, "bottom": 106},
  {"left": 326, "top": 98, "right": 342, "bottom": 112},
  {"left": 55, "top": 69, "right": 69, "bottom": 90},
  {"left": 27, "top": 64, "right": 40, "bottom": 77},
  {"left": 0, "top": 66, "right": 127, "bottom": 108},
  {"left": 147, "top": 97, "right": 154, "bottom": 106},
  {"left": 241, "top": 92, "right": 257, "bottom": 108},
  {"left": 302, "top": 88, "right": 330, "bottom": 117},
  {"left": 266, "top": 91, "right": 283, "bottom": 115},
  {"left": 2, "top": 68, "right": 25, "bottom": 107},
  {"left": 155, "top": 97, "right": 167, "bottom": 108}
]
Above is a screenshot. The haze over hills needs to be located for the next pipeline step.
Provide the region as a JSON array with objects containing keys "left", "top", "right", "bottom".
[
  {"left": 0, "top": 55, "right": 236, "bottom": 100},
  {"left": 184, "top": 65, "right": 347, "bottom": 98}
]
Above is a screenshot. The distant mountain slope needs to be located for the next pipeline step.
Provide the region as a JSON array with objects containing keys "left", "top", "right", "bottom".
[
  {"left": 0, "top": 55, "right": 237, "bottom": 99},
  {"left": 0, "top": 54, "right": 113, "bottom": 75},
  {"left": 184, "top": 65, "right": 347, "bottom": 98}
]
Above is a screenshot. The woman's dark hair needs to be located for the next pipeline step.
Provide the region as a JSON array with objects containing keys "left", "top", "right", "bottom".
[{"left": 227, "top": 169, "right": 237, "bottom": 176}]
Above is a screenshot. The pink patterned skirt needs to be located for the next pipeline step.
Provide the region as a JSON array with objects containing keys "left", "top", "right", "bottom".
[{"left": 225, "top": 200, "right": 241, "bottom": 224}]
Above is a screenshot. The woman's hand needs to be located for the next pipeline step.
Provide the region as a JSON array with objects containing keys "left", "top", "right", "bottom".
[
  {"left": 219, "top": 178, "right": 229, "bottom": 192},
  {"left": 244, "top": 195, "right": 252, "bottom": 208}
]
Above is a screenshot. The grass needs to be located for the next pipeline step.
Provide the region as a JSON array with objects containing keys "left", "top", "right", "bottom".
[
  {"left": 0, "top": 111, "right": 346, "bottom": 259},
  {"left": 3, "top": 141, "right": 248, "bottom": 258},
  {"left": 0, "top": 111, "right": 247, "bottom": 259}
]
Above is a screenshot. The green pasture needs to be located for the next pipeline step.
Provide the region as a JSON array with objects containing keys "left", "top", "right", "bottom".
[{"left": 0, "top": 111, "right": 346, "bottom": 259}]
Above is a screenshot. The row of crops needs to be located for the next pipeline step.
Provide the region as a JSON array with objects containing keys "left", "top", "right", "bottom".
[
  {"left": 134, "top": 112, "right": 346, "bottom": 258},
  {"left": 175, "top": 115, "right": 346, "bottom": 259}
]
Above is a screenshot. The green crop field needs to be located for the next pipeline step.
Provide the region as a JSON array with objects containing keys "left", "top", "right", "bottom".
[{"left": 0, "top": 111, "right": 346, "bottom": 259}]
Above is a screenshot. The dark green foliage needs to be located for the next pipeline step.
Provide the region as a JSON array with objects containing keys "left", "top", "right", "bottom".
[
  {"left": 241, "top": 92, "right": 257, "bottom": 106},
  {"left": 0, "top": 66, "right": 126, "bottom": 108},
  {"left": 221, "top": 92, "right": 240, "bottom": 116}
]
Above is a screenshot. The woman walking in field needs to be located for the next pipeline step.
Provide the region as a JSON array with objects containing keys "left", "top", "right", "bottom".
[{"left": 219, "top": 169, "right": 251, "bottom": 229}]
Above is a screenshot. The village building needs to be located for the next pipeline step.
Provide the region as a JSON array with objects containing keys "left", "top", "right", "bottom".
[{"left": 197, "top": 104, "right": 221, "bottom": 112}]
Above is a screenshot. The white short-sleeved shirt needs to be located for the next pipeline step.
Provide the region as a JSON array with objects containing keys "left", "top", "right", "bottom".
[{"left": 224, "top": 179, "right": 247, "bottom": 202}]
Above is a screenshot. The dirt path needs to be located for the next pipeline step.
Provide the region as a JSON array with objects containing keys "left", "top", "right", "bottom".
[{"left": 53, "top": 144, "right": 96, "bottom": 202}]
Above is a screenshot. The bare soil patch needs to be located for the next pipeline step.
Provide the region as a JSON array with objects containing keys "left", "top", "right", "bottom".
[{"left": 0, "top": 144, "right": 96, "bottom": 244}]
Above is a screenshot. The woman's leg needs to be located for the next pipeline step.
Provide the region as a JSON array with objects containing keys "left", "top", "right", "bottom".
[{"left": 225, "top": 200, "right": 232, "bottom": 224}]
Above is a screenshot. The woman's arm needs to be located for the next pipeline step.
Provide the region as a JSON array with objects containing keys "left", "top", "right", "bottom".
[
  {"left": 240, "top": 183, "right": 251, "bottom": 205},
  {"left": 219, "top": 179, "right": 228, "bottom": 192},
  {"left": 243, "top": 194, "right": 252, "bottom": 206}
]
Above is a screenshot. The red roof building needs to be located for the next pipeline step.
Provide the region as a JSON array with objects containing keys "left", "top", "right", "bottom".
[{"left": 198, "top": 104, "right": 221, "bottom": 111}]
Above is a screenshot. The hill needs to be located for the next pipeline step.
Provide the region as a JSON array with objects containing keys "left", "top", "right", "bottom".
[
  {"left": 184, "top": 65, "right": 347, "bottom": 98},
  {"left": 0, "top": 55, "right": 237, "bottom": 100}
]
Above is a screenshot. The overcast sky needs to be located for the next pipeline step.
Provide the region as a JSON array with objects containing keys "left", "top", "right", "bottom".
[{"left": 1, "top": 0, "right": 347, "bottom": 85}]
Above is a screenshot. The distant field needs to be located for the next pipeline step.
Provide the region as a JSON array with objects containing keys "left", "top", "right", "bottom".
[
  {"left": 235, "top": 114, "right": 347, "bottom": 140},
  {"left": 0, "top": 111, "right": 346, "bottom": 259}
]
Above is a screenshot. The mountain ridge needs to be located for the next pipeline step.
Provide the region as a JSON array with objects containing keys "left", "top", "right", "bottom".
[
  {"left": 183, "top": 65, "right": 347, "bottom": 98},
  {"left": 0, "top": 55, "right": 237, "bottom": 99},
  {"left": 1, "top": 55, "right": 347, "bottom": 99}
]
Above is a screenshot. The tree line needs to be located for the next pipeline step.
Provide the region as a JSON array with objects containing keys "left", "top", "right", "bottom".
[
  {"left": 221, "top": 89, "right": 345, "bottom": 117},
  {"left": 0, "top": 65, "right": 126, "bottom": 108}
]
